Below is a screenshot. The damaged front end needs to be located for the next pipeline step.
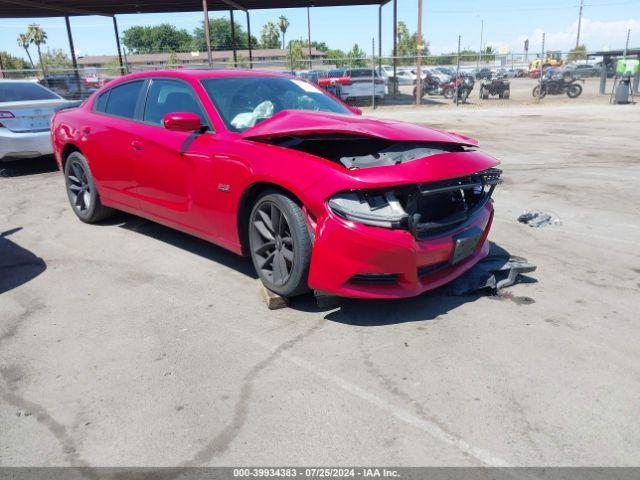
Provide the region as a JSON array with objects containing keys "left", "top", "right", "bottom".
[{"left": 328, "top": 168, "right": 502, "bottom": 238}]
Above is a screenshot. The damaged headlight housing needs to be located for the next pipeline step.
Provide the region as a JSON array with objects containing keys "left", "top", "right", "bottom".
[{"left": 328, "top": 191, "right": 408, "bottom": 228}]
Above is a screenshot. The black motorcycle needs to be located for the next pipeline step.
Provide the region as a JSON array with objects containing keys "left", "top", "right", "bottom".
[
  {"left": 413, "top": 73, "right": 444, "bottom": 98},
  {"left": 532, "top": 73, "right": 583, "bottom": 98}
]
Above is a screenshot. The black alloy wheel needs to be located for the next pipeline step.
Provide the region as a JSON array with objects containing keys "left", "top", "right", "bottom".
[{"left": 248, "top": 192, "right": 312, "bottom": 297}]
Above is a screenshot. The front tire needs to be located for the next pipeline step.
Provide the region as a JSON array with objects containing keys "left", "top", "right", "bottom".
[
  {"left": 248, "top": 192, "right": 312, "bottom": 297},
  {"left": 532, "top": 85, "right": 547, "bottom": 98},
  {"left": 64, "top": 151, "right": 114, "bottom": 223}
]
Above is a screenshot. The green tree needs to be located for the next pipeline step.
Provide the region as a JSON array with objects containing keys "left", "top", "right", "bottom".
[
  {"left": 167, "top": 51, "right": 178, "bottom": 66},
  {"left": 260, "top": 21, "right": 280, "bottom": 49},
  {"left": 567, "top": 44, "right": 587, "bottom": 61},
  {"left": 396, "top": 21, "right": 428, "bottom": 65},
  {"left": 310, "top": 41, "right": 329, "bottom": 52},
  {"left": 346, "top": 43, "right": 367, "bottom": 67},
  {"left": 286, "top": 41, "right": 308, "bottom": 70},
  {"left": 27, "top": 24, "right": 47, "bottom": 78},
  {"left": 1, "top": 51, "right": 29, "bottom": 70},
  {"left": 122, "top": 24, "right": 192, "bottom": 54},
  {"left": 193, "top": 17, "right": 255, "bottom": 51},
  {"left": 278, "top": 16, "right": 289, "bottom": 50},
  {"left": 324, "top": 48, "right": 347, "bottom": 67},
  {"left": 38, "top": 48, "right": 72, "bottom": 70},
  {"left": 17, "top": 33, "right": 35, "bottom": 68}
]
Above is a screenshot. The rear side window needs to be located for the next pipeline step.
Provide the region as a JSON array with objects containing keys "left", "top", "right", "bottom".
[
  {"left": 143, "top": 79, "right": 206, "bottom": 126},
  {"left": 104, "top": 80, "right": 144, "bottom": 119},
  {"left": 94, "top": 91, "right": 109, "bottom": 112},
  {"left": 0, "top": 82, "right": 59, "bottom": 102}
]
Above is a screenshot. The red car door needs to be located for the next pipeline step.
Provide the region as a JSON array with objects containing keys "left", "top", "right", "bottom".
[
  {"left": 133, "top": 78, "right": 216, "bottom": 236},
  {"left": 86, "top": 80, "right": 146, "bottom": 210}
]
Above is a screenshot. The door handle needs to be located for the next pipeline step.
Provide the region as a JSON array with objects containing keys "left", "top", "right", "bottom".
[
  {"left": 131, "top": 140, "right": 143, "bottom": 151},
  {"left": 82, "top": 126, "right": 91, "bottom": 134}
]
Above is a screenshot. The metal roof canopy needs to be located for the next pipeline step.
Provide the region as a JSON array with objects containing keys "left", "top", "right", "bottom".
[
  {"left": 0, "top": 0, "right": 388, "bottom": 18},
  {"left": 0, "top": 0, "right": 396, "bottom": 93}
]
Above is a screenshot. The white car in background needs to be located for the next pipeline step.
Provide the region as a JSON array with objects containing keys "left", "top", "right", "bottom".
[
  {"left": 0, "top": 80, "right": 77, "bottom": 161},
  {"left": 339, "top": 68, "right": 386, "bottom": 104}
]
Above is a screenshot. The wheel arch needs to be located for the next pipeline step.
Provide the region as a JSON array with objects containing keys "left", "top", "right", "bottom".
[
  {"left": 237, "top": 181, "right": 306, "bottom": 256},
  {"left": 60, "top": 143, "right": 82, "bottom": 170}
]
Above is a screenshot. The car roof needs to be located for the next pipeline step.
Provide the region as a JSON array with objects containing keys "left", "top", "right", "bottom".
[
  {"left": 107, "top": 69, "right": 294, "bottom": 83},
  {"left": 0, "top": 79, "right": 40, "bottom": 83}
]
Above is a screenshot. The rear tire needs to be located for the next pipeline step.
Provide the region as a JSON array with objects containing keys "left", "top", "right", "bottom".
[
  {"left": 443, "top": 87, "right": 453, "bottom": 99},
  {"left": 64, "top": 151, "right": 114, "bottom": 223},
  {"left": 248, "top": 192, "right": 312, "bottom": 297},
  {"left": 567, "top": 83, "right": 582, "bottom": 98}
]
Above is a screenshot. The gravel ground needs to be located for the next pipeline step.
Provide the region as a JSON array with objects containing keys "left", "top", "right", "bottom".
[{"left": 1, "top": 97, "right": 639, "bottom": 467}]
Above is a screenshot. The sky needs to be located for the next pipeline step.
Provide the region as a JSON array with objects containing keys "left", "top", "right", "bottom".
[{"left": 1, "top": 0, "right": 638, "bottom": 61}]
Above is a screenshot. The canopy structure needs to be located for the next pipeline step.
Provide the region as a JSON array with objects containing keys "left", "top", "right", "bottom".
[
  {"left": 589, "top": 48, "right": 640, "bottom": 94},
  {"left": 0, "top": 0, "right": 397, "bottom": 80}
]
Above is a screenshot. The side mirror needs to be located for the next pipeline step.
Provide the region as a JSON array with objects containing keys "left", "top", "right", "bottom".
[
  {"left": 163, "top": 112, "right": 204, "bottom": 132},
  {"left": 349, "top": 106, "right": 363, "bottom": 116}
]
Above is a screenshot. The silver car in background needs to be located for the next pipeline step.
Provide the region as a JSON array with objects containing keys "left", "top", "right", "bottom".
[{"left": 0, "top": 80, "right": 76, "bottom": 161}]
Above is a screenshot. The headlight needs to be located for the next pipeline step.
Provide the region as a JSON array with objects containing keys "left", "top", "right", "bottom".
[{"left": 328, "top": 191, "right": 408, "bottom": 228}]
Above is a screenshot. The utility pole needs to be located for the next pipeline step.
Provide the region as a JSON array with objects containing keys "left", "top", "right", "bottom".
[
  {"left": 576, "top": 0, "right": 584, "bottom": 49},
  {"left": 415, "top": 0, "right": 423, "bottom": 105}
]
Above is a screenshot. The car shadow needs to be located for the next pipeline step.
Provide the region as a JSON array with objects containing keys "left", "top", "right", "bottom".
[
  {"left": 0, "top": 227, "right": 47, "bottom": 295},
  {"left": 111, "top": 213, "right": 258, "bottom": 279},
  {"left": 0, "top": 156, "right": 58, "bottom": 178},
  {"left": 96, "top": 214, "right": 535, "bottom": 326}
]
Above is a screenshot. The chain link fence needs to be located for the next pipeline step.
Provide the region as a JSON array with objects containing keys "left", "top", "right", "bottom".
[{"left": 2, "top": 50, "right": 626, "bottom": 106}]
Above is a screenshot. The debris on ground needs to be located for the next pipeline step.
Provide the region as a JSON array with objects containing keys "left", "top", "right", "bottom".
[
  {"left": 517, "top": 210, "right": 562, "bottom": 227},
  {"left": 449, "top": 246, "right": 537, "bottom": 296}
]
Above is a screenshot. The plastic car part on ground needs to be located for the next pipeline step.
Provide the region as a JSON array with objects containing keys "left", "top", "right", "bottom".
[
  {"left": 517, "top": 210, "right": 562, "bottom": 228},
  {"left": 448, "top": 248, "right": 537, "bottom": 296}
]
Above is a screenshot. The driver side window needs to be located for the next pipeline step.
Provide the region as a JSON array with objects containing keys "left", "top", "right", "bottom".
[{"left": 143, "top": 79, "right": 207, "bottom": 127}]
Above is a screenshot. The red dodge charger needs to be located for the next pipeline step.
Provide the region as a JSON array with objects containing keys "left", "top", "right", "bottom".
[{"left": 51, "top": 69, "right": 501, "bottom": 299}]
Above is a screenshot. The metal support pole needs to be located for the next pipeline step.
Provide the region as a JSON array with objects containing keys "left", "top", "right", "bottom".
[
  {"left": 378, "top": 5, "right": 382, "bottom": 71},
  {"left": 455, "top": 35, "right": 461, "bottom": 106},
  {"left": 371, "top": 38, "right": 375, "bottom": 109},
  {"left": 64, "top": 16, "right": 80, "bottom": 85},
  {"left": 113, "top": 16, "right": 125, "bottom": 75},
  {"left": 202, "top": 0, "right": 213, "bottom": 67},
  {"left": 415, "top": 0, "right": 422, "bottom": 106},
  {"left": 539, "top": 32, "right": 545, "bottom": 99},
  {"left": 230, "top": 9, "right": 238, "bottom": 67},
  {"left": 246, "top": 11, "right": 253, "bottom": 68},
  {"left": 599, "top": 55, "right": 608, "bottom": 94},
  {"left": 392, "top": 0, "right": 397, "bottom": 94},
  {"left": 478, "top": 19, "right": 483, "bottom": 68},
  {"left": 307, "top": 7, "right": 312, "bottom": 69},
  {"left": 0, "top": 53, "right": 5, "bottom": 79}
]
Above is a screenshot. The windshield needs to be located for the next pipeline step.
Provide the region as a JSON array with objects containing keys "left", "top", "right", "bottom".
[
  {"left": 201, "top": 76, "right": 351, "bottom": 132},
  {"left": 0, "top": 82, "right": 60, "bottom": 102}
]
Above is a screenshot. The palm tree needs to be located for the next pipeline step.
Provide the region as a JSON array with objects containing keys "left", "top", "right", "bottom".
[
  {"left": 27, "top": 24, "right": 47, "bottom": 79},
  {"left": 17, "top": 33, "right": 35, "bottom": 68},
  {"left": 278, "top": 16, "right": 289, "bottom": 50}
]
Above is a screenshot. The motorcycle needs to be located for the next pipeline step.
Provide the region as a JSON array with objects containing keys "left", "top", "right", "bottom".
[
  {"left": 532, "top": 73, "right": 583, "bottom": 98},
  {"left": 442, "top": 74, "right": 475, "bottom": 103},
  {"left": 412, "top": 74, "right": 444, "bottom": 98}
]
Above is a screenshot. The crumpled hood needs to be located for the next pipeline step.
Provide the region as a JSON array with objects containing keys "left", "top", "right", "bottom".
[{"left": 241, "top": 110, "right": 478, "bottom": 146}]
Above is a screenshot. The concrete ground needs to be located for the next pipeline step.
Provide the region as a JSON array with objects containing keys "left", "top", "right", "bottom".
[{"left": 1, "top": 98, "right": 639, "bottom": 467}]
